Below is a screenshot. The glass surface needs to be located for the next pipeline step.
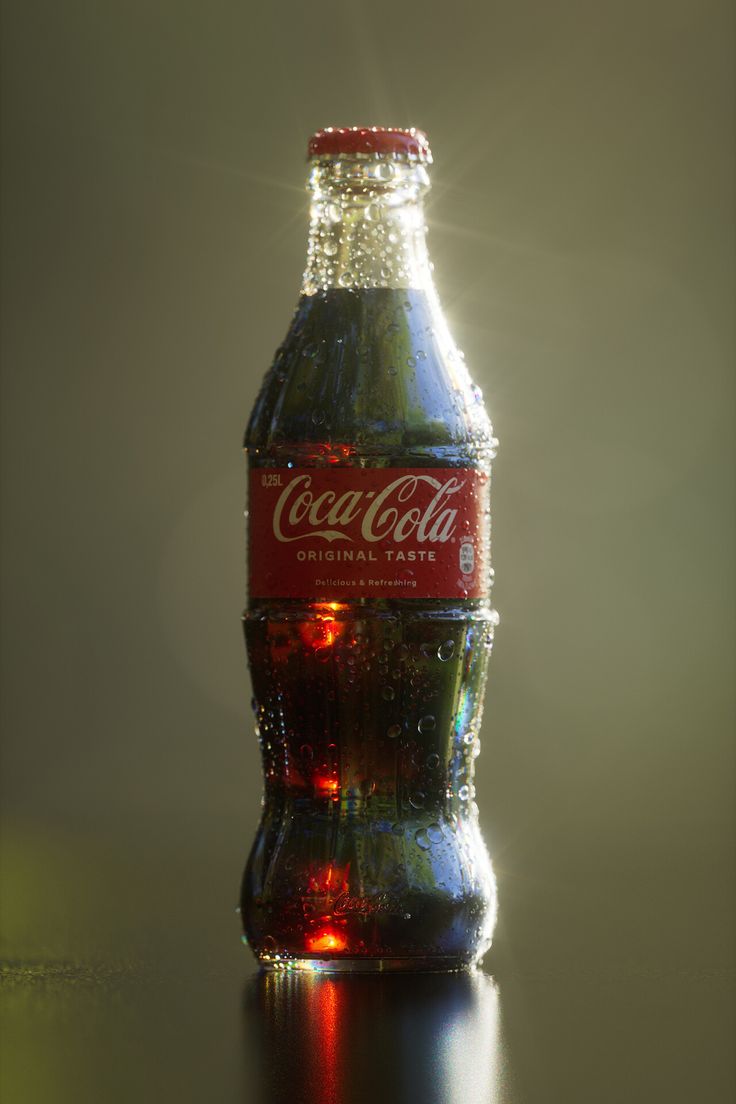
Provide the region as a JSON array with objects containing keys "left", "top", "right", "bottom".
[{"left": 242, "top": 162, "right": 499, "bottom": 969}]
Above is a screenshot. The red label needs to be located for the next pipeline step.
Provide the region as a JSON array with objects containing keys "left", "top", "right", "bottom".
[{"left": 248, "top": 468, "right": 489, "bottom": 600}]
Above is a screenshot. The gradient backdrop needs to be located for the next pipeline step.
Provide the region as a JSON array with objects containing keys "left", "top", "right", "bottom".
[{"left": 1, "top": 1, "right": 734, "bottom": 1101}]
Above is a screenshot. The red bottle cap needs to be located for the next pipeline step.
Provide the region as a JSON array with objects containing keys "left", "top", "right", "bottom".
[{"left": 308, "top": 126, "right": 432, "bottom": 162}]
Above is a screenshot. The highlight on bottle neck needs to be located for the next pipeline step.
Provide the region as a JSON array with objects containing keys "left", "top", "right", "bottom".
[{"left": 301, "top": 126, "right": 434, "bottom": 296}]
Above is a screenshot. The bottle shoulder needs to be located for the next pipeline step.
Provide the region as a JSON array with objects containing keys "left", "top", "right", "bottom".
[{"left": 246, "top": 288, "right": 493, "bottom": 453}]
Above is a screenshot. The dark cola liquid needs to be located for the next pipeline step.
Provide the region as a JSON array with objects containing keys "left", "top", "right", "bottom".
[{"left": 242, "top": 288, "right": 497, "bottom": 969}]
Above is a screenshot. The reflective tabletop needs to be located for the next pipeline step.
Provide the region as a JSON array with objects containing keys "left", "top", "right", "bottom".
[{"left": 2, "top": 817, "right": 733, "bottom": 1104}]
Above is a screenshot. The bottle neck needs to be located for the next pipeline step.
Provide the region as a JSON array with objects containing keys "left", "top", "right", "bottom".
[{"left": 301, "top": 156, "right": 433, "bottom": 296}]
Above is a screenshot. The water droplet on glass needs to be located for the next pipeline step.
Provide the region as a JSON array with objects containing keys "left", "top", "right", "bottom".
[
  {"left": 415, "top": 828, "right": 431, "bottom": 850},
  {"left": 387, "top": 723, "right": 402, "bottom": 739},
  {"left": 410, "top": 792, "right": 426, "bottom": 809},
  {"left": 311, "top": 410, "right": 325, "bottom": 425},
  {"left": 459, "top": 784, "right": 470, "bottom": 801},
  {"left": 437, "top": 639, "right": 455, "bottom": 662},
  {"left": 427, "top": 823, "right": 443, "bottom": 844},
  {"left": 426, "top": 752, "right": 440, "bottom": 769},
  {"left": 418, "top": 715, "right": 435, "bottom": 734},
  {"left": 382, "top": 685, "right": 395, "bottom": 701},
  {"left": 323, "top": 239, "right": 338, "bottom": 256}
]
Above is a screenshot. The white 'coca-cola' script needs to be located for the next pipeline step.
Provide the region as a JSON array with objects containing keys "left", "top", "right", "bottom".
[{"left": 272, "top": 473, "right": 466, "bottom": 544}]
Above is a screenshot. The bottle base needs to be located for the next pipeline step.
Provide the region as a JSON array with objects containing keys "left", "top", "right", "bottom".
[{"left": 257, "top": 954, "right": 478, "bottom": 974}]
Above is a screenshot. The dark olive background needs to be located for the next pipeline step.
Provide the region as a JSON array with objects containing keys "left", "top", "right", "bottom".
[{"left": 1, "top": 1, "right": 733, "bottom": 1101}]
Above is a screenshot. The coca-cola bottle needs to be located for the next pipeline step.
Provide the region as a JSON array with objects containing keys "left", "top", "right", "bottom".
[{"left": 241, "top": 127, "right": 499, "bottom": 972}]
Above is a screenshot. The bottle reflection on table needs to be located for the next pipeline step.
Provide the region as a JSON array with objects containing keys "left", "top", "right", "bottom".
[{"left": 242, "top": 968, "right": 504, "bottom": 1104}]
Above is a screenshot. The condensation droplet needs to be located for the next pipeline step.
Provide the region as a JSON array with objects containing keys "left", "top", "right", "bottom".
[
  {"left": 427, "top": 823, "right": 443, "bottom": 844},
  {"left": 382, "top": 685, "right": 395, "bottom": 701},
  {"left": 418, "top": 715, "right": 435, "bottom": 734},
  {"left": 426, "top": 752, "right": 440, "bottom": 769},
  {"left": 387, "top": 723, "right": 402, "bottom": 739},
  {"left": 437, "top": 639, "right": 455, "bottom": 662},
  {"left": 410, "top": 792, "right": 426, "bottom": 810},
  {"left": 459, "top": 784, "right": 470, "bottom": 801}
]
